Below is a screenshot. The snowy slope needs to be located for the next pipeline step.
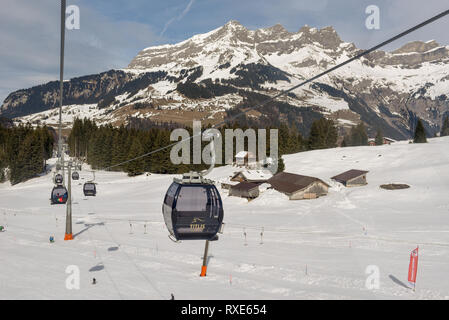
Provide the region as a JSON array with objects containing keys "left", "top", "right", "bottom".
[{"left": 1, "top": 138, "right": 449, "bottom": 299}]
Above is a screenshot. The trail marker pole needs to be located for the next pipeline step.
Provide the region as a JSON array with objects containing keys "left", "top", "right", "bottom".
[
  {"left": 244, "top": 228, "right": 247, "bottom": 246},
  {"left": 200, "top": 240, "right": 210, "bottom": 277}
]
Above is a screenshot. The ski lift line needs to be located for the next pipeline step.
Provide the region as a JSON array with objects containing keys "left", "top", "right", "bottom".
[
  {"left": 3, "top": 204, "right": 449, "bottom": 247},
  {"left": 95, "top": 9, "right": 449, "bottom": 172},
  {"left": 7, "top": 203, "right": 449, "bottom": 248}
]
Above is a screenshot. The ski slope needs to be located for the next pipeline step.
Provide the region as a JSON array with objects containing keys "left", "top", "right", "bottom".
[{"left": 1, "top": 138, "right": 449, "bottom": 300}]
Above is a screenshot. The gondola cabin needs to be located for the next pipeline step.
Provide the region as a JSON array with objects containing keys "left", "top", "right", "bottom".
[
  {"left": 162, "top": 172, "right": 224, "bottom": 241},
  {"left": 54, "top": 173, "right": 63, "bottom": 185},
  {"left": 72, "top": 172, "right": 80, "bottom": 180},
  {"left": 51, "top": 185, "right": 68, "bottom": 205},
  {"left": 83, "top": 182, "right": 96, "bottom": 196}
]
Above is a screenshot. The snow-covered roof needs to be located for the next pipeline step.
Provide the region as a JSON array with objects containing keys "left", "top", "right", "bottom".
[
  {"left": 235, "top": 151, "right": 256, "bottom": 158},
  {"left": 233, "top": 170, "right": 273, "bottom": 181},
  {"left": 219, "top": 177, "right": 240, "bottom": 186}
]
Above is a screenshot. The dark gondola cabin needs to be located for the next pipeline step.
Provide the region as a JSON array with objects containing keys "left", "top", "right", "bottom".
[
  {"left": 54, "top": 173, "right": 63, "bottom": 185},
  {"left": 72, "top": 172, "right": 79, "bottom": 180},
  {"left": 51, "top": 185, "right": 68, "bottom": 205},
  {"left": 83, "top": 182, "right": 96, "bottom": 196},
  {"left": 162, "top": 172, "right": 224, "bottom": 241}
]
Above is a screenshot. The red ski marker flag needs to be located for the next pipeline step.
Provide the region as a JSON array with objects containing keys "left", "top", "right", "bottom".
[{"left": 408, "top": 247, "right": 419, "bottom": 288}]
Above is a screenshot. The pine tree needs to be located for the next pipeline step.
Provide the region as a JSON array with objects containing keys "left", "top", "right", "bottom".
[
  {"left": 307, "top": 118, "right": 337, "bottom": 150},
  {"left": 126, "top": 138, "right": 145, "bottom": 176},
  {"left": 413, "top": 119, "right": 427, "bottom": 143},
  {"left": 375, "top": 129, "right": 384, "bottom": 146},
  {"left": 441, "top": 116, "right": 449, "bottom": 137},
  {"left": 277, "top": 157, "right": 285, "bottom": 172}
]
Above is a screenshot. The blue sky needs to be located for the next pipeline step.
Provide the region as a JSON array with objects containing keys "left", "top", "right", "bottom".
[{"left": 1, "top": 0, "right": 449, "bottom": 105}]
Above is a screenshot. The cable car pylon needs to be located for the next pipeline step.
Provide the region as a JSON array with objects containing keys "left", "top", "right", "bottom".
[
  {"left": 64, "top": 161, "right": 73, "bottom": 240},
  {"left": 200, "top": 240, "right": 210, "bottom": 277}
]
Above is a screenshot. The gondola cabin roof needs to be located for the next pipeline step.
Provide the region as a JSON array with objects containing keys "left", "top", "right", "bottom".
[{"left": 175, "top": 172, "right": 215, "bottom": 185}]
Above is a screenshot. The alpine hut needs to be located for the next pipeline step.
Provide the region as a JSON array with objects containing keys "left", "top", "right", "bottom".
[
  {"left": 231, "top": 169, "right": 273, "bottom": 183},
  {"left": 331, "top": 169, "right": 369, "bottom": 187},
  {"left": 229, "top": 182, "right": 262, "bottom": 199},
  {"left": 235, "top": 151, "right": 257, "bottom": 168},
  {"left": 267, "top": 172, "right": 329, "bottom": 200}
]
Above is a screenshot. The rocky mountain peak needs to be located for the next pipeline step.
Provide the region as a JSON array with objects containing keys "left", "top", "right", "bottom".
[
  {"left": 298, "top": 25, "right": 342, "bottom": 49},
  {"left": 393, "top": 40, "right": 441, "bottom": 54},
  {"left": 264, "top": 23, "right": 289, "bottom": 34}
]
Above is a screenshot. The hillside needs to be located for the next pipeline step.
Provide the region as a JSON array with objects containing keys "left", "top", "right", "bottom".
[
  {"left": 2, "top": 21, "right": 449, "bottom": 139},
  {"left": 0, "top": 137, "right": 448, "bottom": 299}
]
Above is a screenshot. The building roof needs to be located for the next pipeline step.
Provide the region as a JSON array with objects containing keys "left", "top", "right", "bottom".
[
  {"left": 232, "top": 170, "right": 273, "bottom": 182},
  {"left": 235, "top": 151, "right": 256, "bottom": 158},
  {"left": 230, "top": 181, "right": 262, "bottom": 192},
  {"left": 331, "top": 169, "right": 369, "bottom": 183},
  {"left": 267, "top": 172, "right": 329, "bottom": 194},
  {"left": 220, "top": 178, "right": 240, "bottom": 186}
]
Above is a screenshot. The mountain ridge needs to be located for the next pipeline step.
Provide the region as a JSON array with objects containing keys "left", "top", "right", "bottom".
[{"left": 2, "top": 20, "right": 449, "bottom": 139}]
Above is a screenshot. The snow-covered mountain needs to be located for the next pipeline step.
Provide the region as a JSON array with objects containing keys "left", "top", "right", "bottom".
[{"left": 3, "top": 21, "right": 449, "bottom": 139}]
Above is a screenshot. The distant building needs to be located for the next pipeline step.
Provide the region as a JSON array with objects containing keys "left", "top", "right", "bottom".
[
  {"left": 368, "top": 137, "right": 396, "bottom": 146},
  {"left": 235, "top": 151, "right": 257, "bottom": 168},
  {"left": 220, "top": 179, "right": 239, "bottom": 190},
  {"left": 231, "top": 169, "right": 273, "bottom": 183},
  {"left": 229, "top": 182, "right": 262, "bottom": 199},
  {"left": 331, "top": 169, "right": 369, "bottom": 187},
  {"left": 267, "top": 172, "right": 329, "bottom": 200},
  {"left": 384, "top": 137, "right": 396, "bottom": 144}
]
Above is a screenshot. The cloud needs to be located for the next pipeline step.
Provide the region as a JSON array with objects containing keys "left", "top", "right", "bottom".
[
  {"left": 2, "top": 0, "right": 449, "bottom": 106},
  {"left": 0, "top": 0, "right": 157, "bottom": 104},
  {"left": 160, "top": 0, "right": 195, "bottom": 36}
]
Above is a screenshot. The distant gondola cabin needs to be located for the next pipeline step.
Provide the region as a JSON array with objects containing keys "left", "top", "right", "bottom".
[
  {"left": 83, "top": 182, "right": 97, "bottom": 196},
  {"left": 51, "top": 185, "right": 68, "bottom": 204}
]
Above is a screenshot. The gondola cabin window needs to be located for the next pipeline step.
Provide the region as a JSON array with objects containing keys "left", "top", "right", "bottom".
[
  {"left": 176, "top": 186, "right": 208, "bottom": 213},
  {"left": 164, "top": 183, "right": 178, "bottom": 207},
  {"left": 84, "top": 184, "right": 95, "bottom": 190}
]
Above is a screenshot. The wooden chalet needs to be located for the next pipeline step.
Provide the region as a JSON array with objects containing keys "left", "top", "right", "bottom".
[
  {"left": 331, "top": 169, "right": 369, "bottom": 187},
  {"left": 267, "top": 172, "right": 329, "bottom": 200}
]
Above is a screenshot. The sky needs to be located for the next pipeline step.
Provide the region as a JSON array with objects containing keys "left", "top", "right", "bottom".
[{"left": 1, "top": 0, "right": 449, "bottom": 105}]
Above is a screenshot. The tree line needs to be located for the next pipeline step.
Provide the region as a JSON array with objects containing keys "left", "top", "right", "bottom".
[
  {"left": 0, "top": 125, "right": 54, "bottom": 185},
  {"left": 3, "top": 115, "right": 444, "bottom": 184},
  {"left": 67, "top": 117, "right": 342, "bottom": 176}
]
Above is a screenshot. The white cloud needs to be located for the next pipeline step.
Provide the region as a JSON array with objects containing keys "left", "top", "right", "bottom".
[
  {"left": 160, "top": 0, "right": 195, "bottom": 36},
  {"left": 0, "top": 0, "right": 157, "bottom": 104}
]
